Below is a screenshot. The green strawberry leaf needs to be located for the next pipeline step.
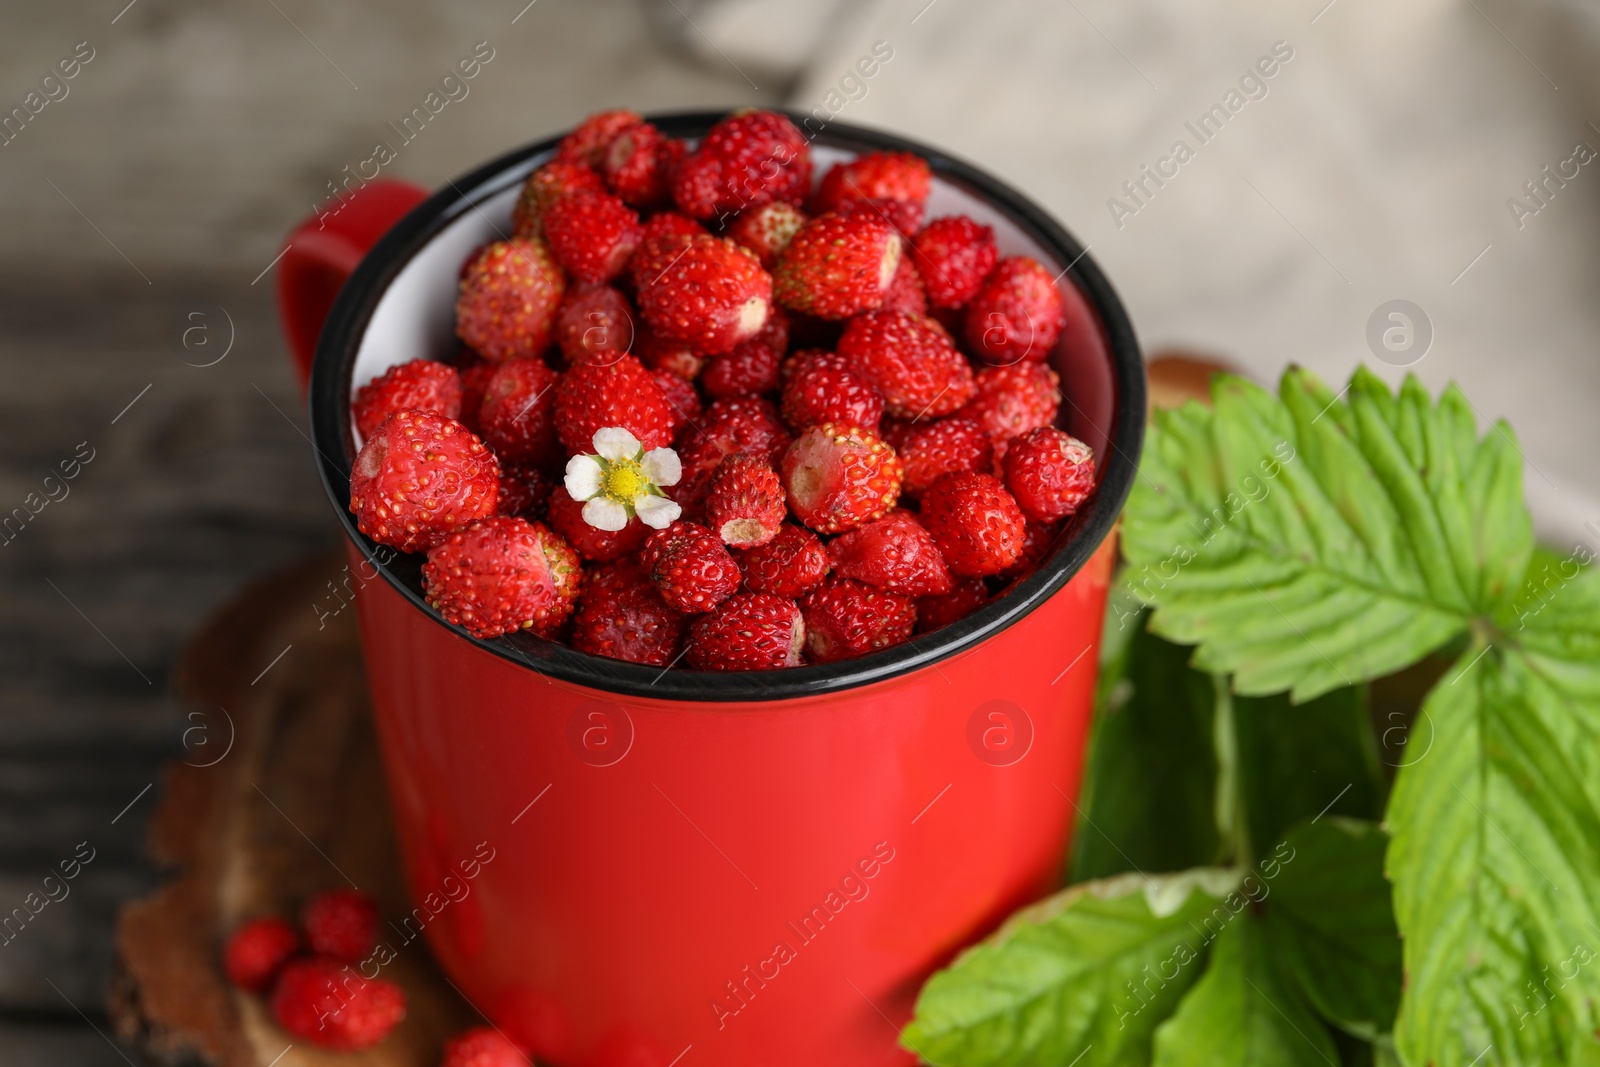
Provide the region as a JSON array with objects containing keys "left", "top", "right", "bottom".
[
  {"left": 1262, "top": 818, "right": 1400, "bottom": 1040},
  {"left": 1122, "top": 367, "right": 1532, "bottom": 702},
  {"left": 1151, "top": 914, "right": 1339, "bottom": 1067},
  {"left": 902, "top": 869, "right": 1237, "bottom": 1067},
  {"left": 1388, "top": 628, "right": 1600, "bottom": 1066},
  {"left": 1072, "top": 594, "right": 1222, "bottom": 881}
]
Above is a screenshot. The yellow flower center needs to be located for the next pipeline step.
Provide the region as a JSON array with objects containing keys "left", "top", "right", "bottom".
[{"left": 601, "top": 460, "right": 647, "bottom": 501}]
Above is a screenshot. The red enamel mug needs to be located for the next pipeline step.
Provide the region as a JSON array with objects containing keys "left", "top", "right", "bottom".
[{"left": 278, "top": 112, "right": 1145, "bottom": 1067}]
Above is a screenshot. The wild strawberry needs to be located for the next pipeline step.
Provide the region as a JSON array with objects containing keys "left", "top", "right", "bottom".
[
  {"left": 571, "top": 559, "right": 687, "bottom": 666},
  {"left": 898, "top": 415, "right": 993, "bottom": 497},
  {"left": 441, "top": 1027, "right": 529, "bottom": 1067},
  {"left": 641, "top": 521, "right": 741, "bottom": 613},
  {"left": 686, "top": 593, "right": 805, "bottom": 670},
  {"left": 736, "top": 524, "right": 830, "bottom": 597},
  {"left": 303, "top": 889, "right": 379, "bottom": 964},
  {"left": 511, "top": 159, "right": 606, "bottom": 239},
  {"left": 961, "top": 362, "right": 1060, "bottom": 445},
  {"left": 779, "top": 349, "right": 884, "bottom": 433},
  {"left": 913, "top": 216, "right": 998, "bottom": 309},
  {"left": 554, "top": 354, "right": 676, "bottom": 453},
  {"left": 554, "top": 285, "right": 635, "bottom": 366},
  {"left": 674, "top": 397, "right": 791, "bottom": 508},
  {"left": 636, "top": 235, "right": 773, "bottom": 355},
  {"left": 651, "top": 367, "right": 702, "bottom": 436},
  {"left": 422, "top": 517, "right": 581, "bottom": 638},
  {"left": 1002, "top": 426, "right": 1095, "bottom": 523},
  {"left": 546, "top": 486, "right": 648, "bottom": 561},
  {"left": 627, "top": 214, "right": 705, "bottom": 289},
  {"left": 916, "top": 576, "right": 989, "bottom": 633},
  {"left": 670, "top": 109, "right": 811, "bottom": 220},
  {"left": 349, "top": 411, "right": 499, "bottom": 553},
  {"left": 543, "top": 190, "right": 643, "bottom": 285},
  {"left": 270, "top": 957, "right": 405, "bottom": 1052},
  {"left": 706, "top": 453, "right": 785, "bottom": 547},
  {"left": 497, "top": 462, "right": 555, "bottom": 520},
  {"left": 772, "top": 212, "right": 901, "bottom": 321},
  {"left": 919, "top": 471, "right": 1026, "bottom": 577},
  {"left": 728, "top": 201, "right": 807, "bottom": 268},
  {"left": 353, "top": 360, "right": 463, "bottom": 439},
  {"left": 813, "top": 151, "right": 932, "bottom": 219},
  {"left": 881, "top": 254, "right": 928, "bottom": 316},
  {"left": 837, "top": 310, "right": 976, "bottom": 419},
  {"left": 799, "top": 576, "right": 916, "bottom": 662},
  {"left": 456, "top": 239, "right": 567, "bottom": 363},
  {"left": 878, "top": 416, "right": 917, "bottom": 453},
  {"left": 478, "top": 358, "right": 562, "bottom": 465},
  {"left": 223, "top": 917, "right": 299, "bottom": 993},
  {"left": 827, "top": 509, "right": 953, "bottom": 596},
  {"left": 964, "top": 256, "right": 1066, "bottom": 365},
  {"left": 635, "top": 324, "right": 706, "bottom": 380},
  {"left": 556, "top": 108, "right": 644, "bottom": 169},
  {"left": 602, "top": 122, "right": 684, "bottom": 208},
  {"left": 702, "top": 334, "right": 782, "bottom": 399},
  {"left": 835, "top": 196, "right": 926, "bottom": 237},
  {"left": 780, "top": 422, "right": 902, "bottom": 534},
  {"left": 1000, "top": 520, "right": 1060, "bottom": 582}
]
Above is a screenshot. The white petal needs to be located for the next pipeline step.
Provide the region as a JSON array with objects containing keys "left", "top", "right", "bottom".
[
  {"left": 564, "top": 455, "right": 603, "bottom": 501},
  {"left": 593, "top": 426, "right": 642, "bottom": 461},
  {"left": 582, "top": 496, "right": 630, "bottom": 532},
  {"left": 634, "top": 494, "right": 682, "bottom": 530},
  {"left": 640, "top": 447, "right": 682, "bottom": 487}
]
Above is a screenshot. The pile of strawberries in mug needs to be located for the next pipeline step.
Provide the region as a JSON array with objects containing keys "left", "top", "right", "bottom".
[{"left": 348, "top": 108, "right": 1095, "bottom": 673}]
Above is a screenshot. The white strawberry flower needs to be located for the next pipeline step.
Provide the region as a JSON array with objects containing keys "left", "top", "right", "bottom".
[{"left": 563, "top": 427, "right": 682, "bottom": 532}]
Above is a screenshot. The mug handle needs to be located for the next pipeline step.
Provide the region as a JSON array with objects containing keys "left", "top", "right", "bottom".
[{"left": 275, "top": 178, "right": 430, "bottom": 390}]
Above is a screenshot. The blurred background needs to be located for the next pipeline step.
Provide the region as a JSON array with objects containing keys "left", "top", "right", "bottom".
[{"left": 1, "top": 0, "right": 1596, "bottom": 1060}]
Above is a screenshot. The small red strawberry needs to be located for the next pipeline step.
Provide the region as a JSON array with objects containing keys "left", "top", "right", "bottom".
[
  {"left": 422, "top": 517, "right": 581, "bottom": 638},
  {"left": 779, "top": 349, "right": 884, "bottom": 433},
  {"left": 702, "top": 333, "right": 782, "bottom": 399},
  {"left": 651, "top": 367, "right": 702, "bottom": 437},
  {"left": 1000, "top": 520, "right": 1060, "bottom": 582},
  {"left": 813, "top": 151, "right": 932, "bottom": 218},
  {"left": 641, "top": 521, "right": 741, "bottom": 613},
  {"left": 571, "top": 559, "right": 687, "bottom": 666},
  {"left": 441, "top": 1027, "right": 528, "bottom": 1067},
  {"left": 636, "top": 235, "right": 773, "bottom": 355},
  {"left": 627, "top": 213, "right": 705, "bottom": 290},
  {"left": 780, "top": 422, "right": 902, "bottom": 534},
  {"left": 827, "top": 509, "right": 953, "bottom": 596},
  {"left": 353, "top": 359, "right": 463, "bottom": 439},
  {"left": 223, "top": 917, "right": 299, "bottom": 993},
  {"left": 919, "top": 471, "right": 1026, "bottom": 577},
  {"left": 881, "top": 253, "right": 929, "bottom": 316},
  {"left": 913, "top": 216, "right": 998, "bottom": 309},
  {"left": 303, "top": 889, "right": 379, "bottom": 964},
  {"left": 670, "top": 109, "right": 811, "bottom": 220},
  {"left": 478, "top": 358, "right": 562, "bottom": 465},
  {"left": 554, "top": 354, "right": 677, "bottom": 453},
  {"left": 961, "top": 362, "right": 1061, "bottom": 445},
  {"left": 916, "top": 576, "right": 990, "bottom": 634},
  {"left": 836, "top": 196, "right": 925, "bottom": 236},
  {"left": 673, "top": 396, "right": 791, "bottom": 511},
  {"left": 554, "top": 285, "right": 635, "bottom": 367},
  {"left": 497, "top": 462, "right": 555, "bottom": 520},
  {"left": 556, "top": 108, "right": 644, "bottom": 169},
  {"left": 728, "top": 201, "right": 808, "bottom": 268},
  {"left": 1002, "top": 426, "right": 1095, "bottom": 523},
  {"left": 602, "top": 121, "right": 684, "bottom": 208},
  {"left": 543, "top": 190, "right": 643, "bottom": 285},
  {"left": 736, "top": 523, "right": 830, "bottom": 597},
  {"left": 898, "top": 415, "right": 994, "bottom": 497},
  {"left": 837, "top": 310, "right": 976, "bottom": 419},
  {"left": 878, "top": 416, "right": 917, "bottom": 453},
  {"left": 270, "top": 957, "right": 406, "bottom": 1052},
  {"left": 772, "top": 212, "right": 901, "bottom": 321},
  {"left": 456, "top": 354, "right": 496, "bottom": 435},
  {"left": 512, "top": 159, "right": 606, "bottom": 239},
  {"left": 546, "top": 485, "right": 648, "bottom": 562},
  {"left": 963, "top": 256, "right": 1066, "bottom": 365},
  {"left": 635, "top": 324, "right": 706, "bottom": 381},
  {"left": 456, "top": 239, "right": 567, "bottom": 363},
  {"left": 706, "top": 453, "right": 786, "bottom": 547},
  {"left": 687, "top": 593, "right": 805, "bottom": 670},
  {"left": 349, "top": 411, "right": 500, "bottom": 553},
  {"left": 799, "top": 576, "right": 916, "bottom": 662}
]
